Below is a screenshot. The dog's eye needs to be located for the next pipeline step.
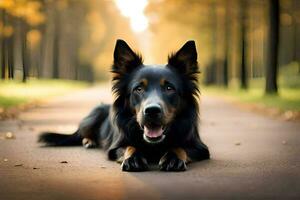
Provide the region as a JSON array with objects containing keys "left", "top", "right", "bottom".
[
  {"left": 166, "top": 86, "right": 173, "bottom": 90},
  {"left": 166, "top": 85, "right": 175, "bottom": 93},
  {"left": 134, "top": 86, "right": 144, "bottom": 94}
]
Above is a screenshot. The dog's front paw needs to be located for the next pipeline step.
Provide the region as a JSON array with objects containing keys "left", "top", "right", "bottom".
[
  {"left": 121, "top": 153, "right": 148, "bottom": 172},
  {"left": 159, "top": 152, "right": 187, "bottom": 172}
]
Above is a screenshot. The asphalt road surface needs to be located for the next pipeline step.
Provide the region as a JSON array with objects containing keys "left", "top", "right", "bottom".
[{"left": 0, "top": 85, "right": 299, "bottom": 200}]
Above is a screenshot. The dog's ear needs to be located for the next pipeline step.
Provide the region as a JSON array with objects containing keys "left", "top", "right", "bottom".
[
  {"left": 112, "top": 39, "right": 143, "bottom": 78},
  {"left": 167, "top": 40, "right": 199, "bottom": 75}
]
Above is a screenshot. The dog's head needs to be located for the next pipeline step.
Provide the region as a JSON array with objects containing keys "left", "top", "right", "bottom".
[{"left": 112, "top": 40, "right": 199, "bottom": 144}]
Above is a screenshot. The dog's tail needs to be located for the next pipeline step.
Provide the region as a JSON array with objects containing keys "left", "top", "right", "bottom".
[
  {"left": 38, "top": 131, "right": 82, "bottom": 146},
  {"left": 38, "top": 104, "right": 110, "bottom": 147}
]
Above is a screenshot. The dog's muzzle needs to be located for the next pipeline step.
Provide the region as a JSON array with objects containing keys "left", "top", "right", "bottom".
[{"left": 142, "top": 103, "right": 166, "bottom": 143}]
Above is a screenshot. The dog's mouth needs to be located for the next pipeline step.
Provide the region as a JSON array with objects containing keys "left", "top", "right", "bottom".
[{"left": 142, "top": 124, "right": 166, "bottom": 144}]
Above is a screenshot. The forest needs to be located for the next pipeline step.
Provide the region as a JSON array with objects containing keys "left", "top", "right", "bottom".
[{"left": 0, "top": 0, "right": 299, "bottom": 95}]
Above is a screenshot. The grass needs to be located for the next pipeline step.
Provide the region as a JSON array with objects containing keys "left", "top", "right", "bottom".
[
  {"left": 202, "top": 86, "right": 300, "bottom": 112},
  {"left": 0, "top": 79, "right": 89, "bottom": 109},
  {"left": 203, "top": 62, "right": 300, "bottom": 112}
]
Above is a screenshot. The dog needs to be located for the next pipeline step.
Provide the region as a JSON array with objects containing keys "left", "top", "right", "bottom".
[{"left": 39, "top": 39, "right": 210, "bottom": 171}]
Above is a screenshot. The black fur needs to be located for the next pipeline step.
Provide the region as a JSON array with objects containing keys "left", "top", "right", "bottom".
[{"left": 39, "top": 39, "right": 210, "bottom": 171}]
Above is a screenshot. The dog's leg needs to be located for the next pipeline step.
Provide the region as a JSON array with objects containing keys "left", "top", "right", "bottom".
[
  {"left": 159, "top": 148, "right": 189, "bottom": 171},
  {"left": 82, "top": 138, "right": 97, "bottom": 148},
  {"left": 121, "top": 146, "right": 148, "bottom": 172},
  {"left": 76, "top": 104, "right": 110, "bottom": 148},
  {"left": 185, "top": 140, "right": 210, "bottom": 161}
]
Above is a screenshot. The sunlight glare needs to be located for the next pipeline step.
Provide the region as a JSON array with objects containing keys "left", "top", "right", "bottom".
[{"left": 115, "top": 0, "right": 149, "bottom": 33}]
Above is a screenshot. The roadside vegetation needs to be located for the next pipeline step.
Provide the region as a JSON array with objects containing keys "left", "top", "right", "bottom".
[
  {"left": 0, "top": 79, "right": 89, "bottom": 119},
  {"left": 203, "top": 63, "right": 300, "bottom": 120}
]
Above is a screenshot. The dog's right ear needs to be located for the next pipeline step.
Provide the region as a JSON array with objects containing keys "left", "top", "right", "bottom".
[
  {"left": 112, "top": 40, "right": 143, "bottom": 79},
  {"left": 167, "top": 40, "right": 199, "bottom": 75}
]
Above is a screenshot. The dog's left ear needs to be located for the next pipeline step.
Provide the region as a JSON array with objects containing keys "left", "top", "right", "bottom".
[
  {"left": 112, "top": 39, "right": 143, "bottom": 78},
  {"left": 167, "top": 40, "right": 199, "bottom": 75}
]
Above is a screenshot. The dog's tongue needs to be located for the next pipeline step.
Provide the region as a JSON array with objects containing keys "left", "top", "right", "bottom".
[{"left": 144, "top": 126, "right": 164, "bottom": 138}]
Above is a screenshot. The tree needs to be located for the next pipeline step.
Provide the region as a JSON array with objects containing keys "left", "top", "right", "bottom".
[
  {"left": 222, "top": 0, "right": 229, "bottom": 87},
  {"left": 265, "top": 0, "right": 279, "bottom": 94},
  {"left": 240, "top": 0, "right": 248, "bottom": 89},
  {"left": 204, "top": 0, "right": 218, "bottom": 85},
  {"left": 21, "top": 19, "right": 29, "bottom": 82}
]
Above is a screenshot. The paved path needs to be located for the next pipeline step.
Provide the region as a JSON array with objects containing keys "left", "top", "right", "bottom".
[{"left": 0, "top": 85, "right": 299, "bottom": 200}]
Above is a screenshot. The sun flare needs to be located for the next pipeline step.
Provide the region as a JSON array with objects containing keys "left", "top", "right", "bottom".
[{"left": 115, "top": 0, "right": 149, "bottom": 33}]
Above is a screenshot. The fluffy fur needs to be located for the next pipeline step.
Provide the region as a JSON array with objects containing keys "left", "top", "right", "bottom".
[{"left": 39, "top": 39, "right": 209, "bottom": 171}]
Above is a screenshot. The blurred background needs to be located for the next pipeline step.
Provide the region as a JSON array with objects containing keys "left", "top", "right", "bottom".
[
  {"left": 0, "top": 0, "right": 300, "bottom": 118},
  {"left": 1, "top": 2, "right": 300, "bottom": 198}
]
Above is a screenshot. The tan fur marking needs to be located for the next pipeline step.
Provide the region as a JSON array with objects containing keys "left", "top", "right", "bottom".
[
  {"left": 124, "top": 146, "right": 136, "bottom": 160},
  {"left": 141, "top": 78, "right": 148, "bottom": 87},
  {"left": 136, "top": 104, "right": 143, "bottom": 125},
  {"left": 112, "top": 72, "right": 121, "bottom": 80},
  {"left": 82, "top": 138, "right": 92, "bottom": 145},
  {"left": 164, "top": 106, "right": 176, "bottom": 124},
  {"left": 172, "top": 148, "right": 188, "bottom": 162},
  {"left": 160, "top": 78, "right": 166, "bottom": 86}
]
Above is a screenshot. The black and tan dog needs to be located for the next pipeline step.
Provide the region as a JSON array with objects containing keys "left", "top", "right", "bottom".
[{"left": 39, "top": 40, "right": 210, "bottom": 171}]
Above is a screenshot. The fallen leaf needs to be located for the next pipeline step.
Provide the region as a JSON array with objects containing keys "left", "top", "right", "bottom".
[
  {"left": 282, "top": 140, "right": 287, "bottom": 145},
  {"left": 33, "top": 167, "right": 40, "bottom": 170},
  {"left": 60, "top": 161, "right": 68, "bottom": 164},
  {"left": 5, "top": 132, "right": 15, "bottom": 139},
  {"left": 14, "top": 164, "right": 23, "bottom": 167},
  {"left": 209, "top": 122, "right": 216, "bottom": 126},
  {"left": 283, "top": 111, "right": 294, "bottom": 121},
  {"left": 235, "top": 142, "right": 241, "bottom": 146}
]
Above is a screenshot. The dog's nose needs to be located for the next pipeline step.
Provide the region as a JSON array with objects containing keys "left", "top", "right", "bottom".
[{"left": 144, "top": 104, "right": 162, "bottom": 117}]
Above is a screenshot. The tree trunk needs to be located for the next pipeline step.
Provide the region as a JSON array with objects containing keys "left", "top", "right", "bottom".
[
  {"left": 240, "top": 30, "right": 247, "bottom": 89},
  {"left": 265, "top": 0, "right": 279, "bottom": 94},
  {"left": 52, "top": 5, "right": 60, "bottom": 79},
  {"left": 40, "top": 1, "right": 55, "bottom": 78},
  {"left": 205, "top": 1, "right": 218, "bottom": 85},
  {"left": 240, "top": 0, "right": 248, "bottom": 89},
  {"left": 1, "top": 9, "right": 6, "bottom": 79},
  {"left": 223, "top": 0, "right": 229, "bottom": 87},
  {"left": 1, "top": 36, "right": 6, "bottom": 79},
  {"left": 21, "top": 20, "right": 29, "bottom": 83},
  {"left": 7, "top": 14, "right": 14, "bottom": 79},
  {"left": 8, "top": 35, "right": 14, "bottom": 79}
]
